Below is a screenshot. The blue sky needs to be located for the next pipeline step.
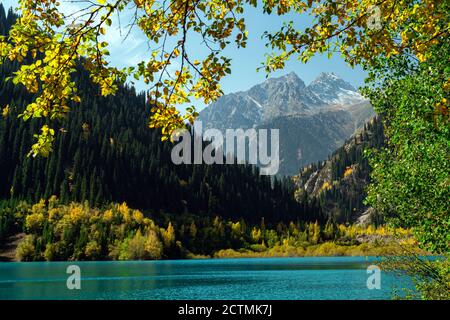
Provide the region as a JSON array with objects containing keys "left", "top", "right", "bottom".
[{"left": 2, "top": 1, "right": 367, "bottom": 110}]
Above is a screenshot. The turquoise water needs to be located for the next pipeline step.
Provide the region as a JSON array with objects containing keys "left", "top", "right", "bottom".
[{"left": 0, "top": 257, "right": 413, "bottom": 300}]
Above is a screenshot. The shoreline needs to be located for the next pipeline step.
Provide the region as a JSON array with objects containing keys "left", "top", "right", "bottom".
[{"left": 1, "top": 240, "right": 429, "bottom": 262}]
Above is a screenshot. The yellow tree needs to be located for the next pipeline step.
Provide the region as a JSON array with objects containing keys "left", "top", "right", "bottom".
[{"left": 162, "top": 221, "right": 175, "bottom": 248}]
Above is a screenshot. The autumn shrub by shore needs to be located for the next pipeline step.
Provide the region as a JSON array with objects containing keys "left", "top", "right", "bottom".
[{"left": 213, "top": 242, "right": 425, "bottom": 259}]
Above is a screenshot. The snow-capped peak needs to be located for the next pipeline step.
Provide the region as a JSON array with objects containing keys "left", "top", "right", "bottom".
[{"left": 307, "top": 72, "right": 366, "bottom": 105}]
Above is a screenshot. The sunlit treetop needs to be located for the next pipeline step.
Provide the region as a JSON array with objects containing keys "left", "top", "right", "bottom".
[
  {"left": 262, "top": 0, "right": 449, "bottom": 69},
  {"left": 0, "top": 0, "right": 448, "bottom": 156}
]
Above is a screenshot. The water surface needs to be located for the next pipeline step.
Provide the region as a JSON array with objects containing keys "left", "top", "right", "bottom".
[{"left": 0, "top": 257, "right": 413, "bottom": 300}]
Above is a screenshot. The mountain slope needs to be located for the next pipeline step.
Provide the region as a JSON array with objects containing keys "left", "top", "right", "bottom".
[
  {"left": 257, "top": 110, "right": 356, "bottom": 176},
  {"left": 293, "top": 116, "right": 385, "bottom": 223}
]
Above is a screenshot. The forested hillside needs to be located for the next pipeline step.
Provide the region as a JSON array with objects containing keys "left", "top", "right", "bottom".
[
  {"left": 0, "top": 4, "right": 321, "bottom": 226},
  {"left": 293, "top": 117, "right": 385, "bottom": 223}
]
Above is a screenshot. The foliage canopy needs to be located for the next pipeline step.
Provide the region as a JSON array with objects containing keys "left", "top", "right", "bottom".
[{"left": 1, "top": 0, "right": 448, "bottom": 155}]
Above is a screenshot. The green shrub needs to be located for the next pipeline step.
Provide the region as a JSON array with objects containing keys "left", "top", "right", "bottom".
[{"left": 16, "top": 235, "right": 36, "bottom": 261}]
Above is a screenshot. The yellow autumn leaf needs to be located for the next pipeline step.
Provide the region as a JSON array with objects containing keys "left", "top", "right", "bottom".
[{"left": 2, "top": 105, "right": 9, "bottom": 118}]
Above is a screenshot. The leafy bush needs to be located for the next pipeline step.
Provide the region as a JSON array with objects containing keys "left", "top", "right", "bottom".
[
  {"left": 13, "top": 198, "right": 166, "bottom": 261},
  {"left": 16, "top": 235, "right": 35, "bottom": 261}
]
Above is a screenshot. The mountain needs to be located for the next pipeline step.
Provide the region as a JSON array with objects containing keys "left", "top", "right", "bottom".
[
  {"left": 198, "top": 72, "right": 375, "bottom": 175},
  {"left": 256, "top": 110, "right": 356, "bottom": 177},
  {"left": 247, "top": 72, "right": 325, "bottom": 121},
  {"left": 293, "top": 116, "right": 385, "bottom": 223},
  {"left": 307, "top": 72, "right": 364, "bottom": 105}
]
